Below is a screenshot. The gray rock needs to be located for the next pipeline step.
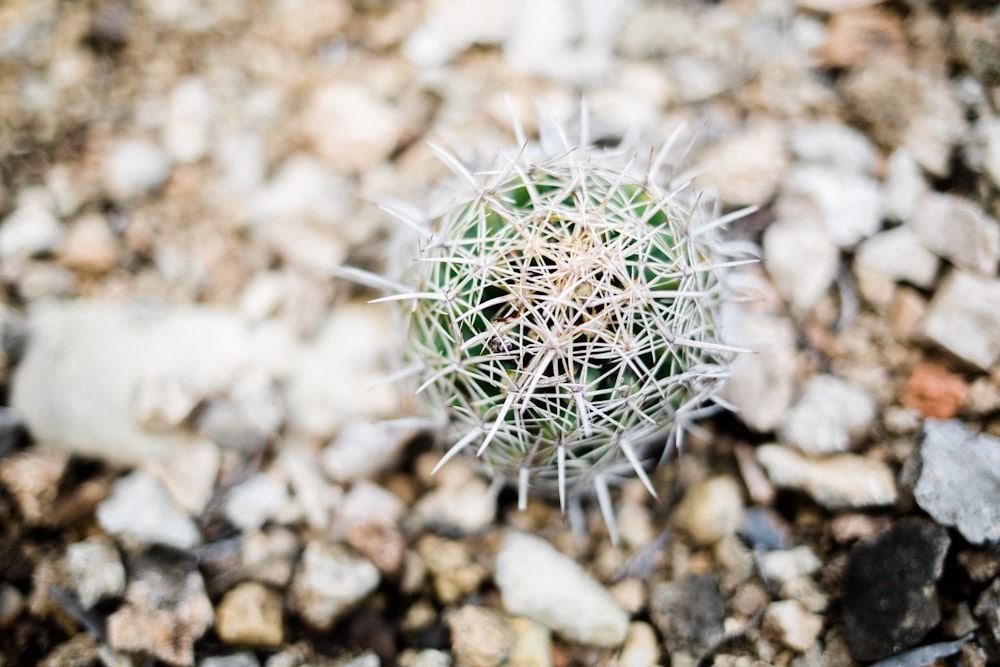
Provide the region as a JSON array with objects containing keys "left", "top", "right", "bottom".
[
  {"left": 223, "top": 473, "right": 289, "bottom": 531},
  {"left": 0, "top": 187, "right": 64, "bottom": 259},
  {"left": 241, "top": 528, "right": 299, "bottom": 587},
  {"left": 756, "top": 444, "right": 897, "bottom": 510},
  {"left": 200, "top": 654, "right": 261, "bottom": 667},
  {"left": 779, "top": 375, "right": 877, "bottom": 456},
  {"left": 789, "top": 121, "right": 877, "bottom": 174},
  {"left": 495, "top": 530, "right": 628, "bottom": 648},
  {"left": 102, "top": 139, "right": 171, "bottom": 201},
  {"left": 763, "top": 217, "right": 839, "bottom": 317},
  {"left": 66, "top": 536, "right": 126, "bottom": 608},
  {"left": 914, "top": 420, "right": 1000, "bottom": 545},
  {"left": 321, "top": 419, "right": 413, "bottom": 483},
  {"left": 921, "top": 270, "right": 1000, "bottom": 370},
  {"left": 289, "top": 541, "right": 380, "bottom": 631},
  {"left": 649, "top": 574, "right": 725, "bottom": 657},
  {"left": 776, "top": 165, "right": 881, "bottom": 248},
  {"left": 96, "top": 471, "right": 201, "bottom": 549},
  {"left": 841, "top": 518, "right": 950, "bottom": 662},
  {"left": 910, "top": 193, "right": 1000, "bottom": 275}
]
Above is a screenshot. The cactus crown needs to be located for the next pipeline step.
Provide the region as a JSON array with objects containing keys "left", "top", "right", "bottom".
[{"left": 356, "top": 109, "right": 753, "bottom": 542}]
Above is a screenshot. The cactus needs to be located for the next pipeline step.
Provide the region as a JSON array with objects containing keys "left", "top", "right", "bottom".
[{"left": 345, "top": 109, "right": 754, "bottom": 542}]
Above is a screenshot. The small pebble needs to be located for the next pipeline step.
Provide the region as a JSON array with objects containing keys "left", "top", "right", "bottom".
[
  {"left": 58, "top": 212, "right": 121, "bottom": 273},
  {"left": 760, "top": 546, "right": 821, "bottom": 586},
  {"left": 764, "top": 600, "right": 824, "bottom": 652},
  {"left": 618, "top": 621, "right": 661, "bottom": 667},
  {"left": 649, "top": 574, "right": 725, "bottom": 657},
  {"left": 66, "top": 536, "right": 126, "bottom": 608},
  {"left": 672, "top": 475, "right": 745, "bottom": 547},
  {"left": 289, "top": 541, "right": 380, "bottom": 631},
  {"left": 200, "top": 653, "right": 261, "bottom": 667},
  {"left": 96, "top": 470, "right": 201, "bottom": 549},
  {"left": 241, "top": 528, "right": 300, "bottom": 587},
  {"left": 216, "top": 582, "right": 284, "bottom": 648},
  {"left": 779, "top": 374, "right": 877, "bottom": 456},
  {"left": 102, "top": 139, "right": 172, "bottom": 201},
  {"left": 899, "top": 362, "right": 970, "bottom": 419},
  {"left": 910, "top": 193, "right": 1000, "bottom": 276},
  {"left": 447, "top": 605, "right": 513, "bottom": 667},
  {"left": 762, "top": 217, "right": 839, "bottom": 317},
  {"left": 224, "top": 472, "right": 289, "bottom": 532},
  {"left": 921, "top": 270, "right": 1000, "bottom": 370},
  {"left": 416, "top": 535, "right": 487, "bottom": 605},
  {"left": 0, "top": 193, "right": 65, "bottom": 259}
]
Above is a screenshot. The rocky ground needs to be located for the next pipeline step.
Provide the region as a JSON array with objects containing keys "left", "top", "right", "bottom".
[{"left": 2, "top": 0, "right": 1000, "bottom": 666}]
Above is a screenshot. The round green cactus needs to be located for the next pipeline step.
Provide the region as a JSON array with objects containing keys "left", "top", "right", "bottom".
[{"left": 355, "top": 114, "right": 753, "bottom": 541}]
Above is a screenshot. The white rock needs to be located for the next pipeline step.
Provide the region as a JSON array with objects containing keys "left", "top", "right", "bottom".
[
  {"left": 239, "top": 271, "right": 286, "bottom": 323},
  {"left": 321, "top": 420, "right": 413, "bottom": 483},
  {"left": 66, "top": 536, "right": 126, "bottom": 608},
  {"left": 224, "top": 473, "right": 289, "bottom": 532},
  {"left": 756, "top": 444, "right": 897, "bottom": 510},
  {"left": 779, "top": 375, "right": 876, "bottom": 456},
  {"left": 139, "top": 0, "right": 246, "bottom": 32},
  {"left": 0, "top": 191, "right": 64, "bottom": 259},
  {"left": 333, "top": 480, "right": 407, "bottom": 536},
  {"left": 58, "top": 212, "right": 121, "bottom": 273},
  {"left": 759, "top": 546, "right": 821, "bottom": 585},
  {"left": 102, "top": 139, "right": 171, "bottom": 201},
  {"left": 909, "top": 192, "right": 1000, "bottom": 275},
  {"left": 854, "top": 226, "right": 940, "bottom": 301},
  {"left": 303, "top": 81, "right": 406, "bottom": 174},
  {"left": 672, "top": 476, "right": 745, "bottom": 546},
  {"left": 214, "top": 130, "right": 266, "bottom": 195},
  {"left": 200, "top": 653, "right": 261, "bottom": 667},
  {"left": 776, "top": 165, "right": 881, "bottom": 248},
  {"left": 410, "top": 471, "right": 497, "bottom": 535},
  {"left": 698, "top": 125, "right": 789, "bottom": 206},
  {"left": 921, "top": 270, "right": 1000, "bottom": 370},
  {"left": 618, "top": 621, "right": 660, "bottom": 667},
  {"left": 763, "top": 217, "right": 839, "bottom": 317},
  {"left": 146, "top": 438, "right": 221, "bottom": 514},
  {"left": 495, "top": 530, "right": 629, "bottom": 648},
  {"left": 975, "top": 116, "right": 1000, "bottom": 190},
  {"left": 276, "top": 447, "right": 332, "bottom": 530},
  {"left": 286, "top": 304, "right": 399, "bottom": 440},
  {"left": 880, "top": 150, "right": 925, "bottom": 222},
  {"left": 162, "top": 77, "right": 215, "bottom": 163},
  {"left": 764, "top": 600, "right": 824, "bottom": 652},
  {"left": 403, "top": 0, "right": 516, "bottom": 67},
  {"left": 97, "top": 471, "right": 201, "bottom": 549},
  {"left": 789, "top": 122, "right": 877, "bottom": 174},
  {"left": 289, "top": 541, "right": 380, "bottom": 631}
]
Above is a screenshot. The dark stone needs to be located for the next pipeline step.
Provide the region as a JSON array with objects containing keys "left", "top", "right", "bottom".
[
  {"left": 974, "top": 578, "right": 1000, "bottom": 653},
  {"left": 649, "top": 574, "right": 725, "bottom": 657},
  {"left": 841, "top": 517, "right": 951, "bottom": 662}
]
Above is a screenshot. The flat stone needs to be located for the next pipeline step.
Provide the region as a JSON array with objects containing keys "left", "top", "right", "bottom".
[
  {"left": 649, "top": 574, "right": 725, "bottom": 657},
  {"left": 914, "top": 419, "right": 1000, "bottom": 545},
  {"left": 911, "top": 193, "right": 1000, "bottom": 276},
  {"left": 779, "top": 375, "right": 877, "bottom": 456},
  {"left": 672, "top": 475, "right": 745, "bottom": 546},
  {"left": 495, "top": 530, "right": 628, "bottom": 648},
  {"left": 216, "top": 582, "right": 284, "bottom": 647},
  {"left": 763, "top": 217, "right": 839, "bottom": 317},
  {"left": 776, "top": 165, "right": 881, "bottom": 248},
  {"left": 289, "top": 541, "right": 380, "bottom": 631},
  {"left": 841, "top": 518, "right": 950, "bottom": 661},
  {"left": 66, "top": 536, "right": 126, "bottom": 608},
  {"left": 756, "top": 444, "right": 897, "bottom": 510},
  {"left": 921, "top": 270, "right": 1000, "bottom": 370},
  {"left": 96, "top": 471, "right": 201, "bottom": 549}
]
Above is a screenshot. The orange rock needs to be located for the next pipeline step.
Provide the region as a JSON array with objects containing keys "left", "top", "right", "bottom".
[{"left": 900, "top": 362, "right": 970, "bottom": 419}]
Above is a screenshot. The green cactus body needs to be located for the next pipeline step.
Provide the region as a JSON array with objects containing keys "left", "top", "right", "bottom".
[{"left": 360, "top": 117, "right": 753, "bottom": 541}]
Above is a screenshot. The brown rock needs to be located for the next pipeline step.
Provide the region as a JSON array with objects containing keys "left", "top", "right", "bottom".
[
  {"left": 216, "top": 581, "right": 284, "bottom": 647},
  {"left": 900, "top": 362, "right": 970, "bottom": 419},
  {"left": 822, "top": 7, "right": 908, "bottom": 69},
  {"left": 58, "top": 213, "right": 121, "bottom": 274},
  {"left": 447, "top": 605, "right": 513, "bottom": 667},
  {"left": 347, "top": 521, "right": 406, "bottom": 576}
]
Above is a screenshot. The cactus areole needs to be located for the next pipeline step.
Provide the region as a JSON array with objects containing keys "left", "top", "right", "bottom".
[{"left": 365, "top": 113, "right": 752, "bottom": 536}]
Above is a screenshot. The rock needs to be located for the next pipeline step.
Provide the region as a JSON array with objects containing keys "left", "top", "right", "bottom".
[
  {"left": 0, "top": 188, "right": 65, "bottom": 259},
  {"left": 756, "top": 444, "right": 897, "bottom": 510},
  {"left": 200, "top": 653, "right": 261, "bottom": 667},
  {"left": 403, "top": 0, "right": 514, "bottom": 67},
  {"left": 106, "top": 558, "right": 214, "bottom": 666},
  {"left": 146, "top": 438, "right": 221, "bottom": 515},
  {"left": 881, "top": 149, "right": 926, "bottom": 223},
  {"left": 66, "top": 536, "right": 126, "bottom": 608},
  {"left": 854, "top": 226, "right": 940, "bottom": 301},
  {"left": 671, "top": 475, "right": 745, "bottom": 546},
  {"left": 764, "top": 600, "right": 824, "bottom": 653},
  {"left": 495, "top": 530, "right": 628, "bottom": 648},
  {"left": 286, "top": 304, "right": 399, "bottom": 440},
  {"left": 762, "top": 217, "right": 839, "bottom": 317},
  {"left": 334, "top": 480, "right": 407, "bottom": 535},
  {"left": 276, "top": 446, "right": 332, "bottom": 529},
  {"left": 0, "top": 582, "right": 24, "bottom": 630},
  {"left": 840, "top": 62, "right": 967, "bottom": 177},
  {"left": 779, "top": 374, "right": 877, "bottom": 456},
  {"left": 289, "top": 541, "right": 380, "bottom": 631},
  {"left": 975, "top": 578, "right": 1000, "bottom": 647},
  {"left": 618, "top": 621, "right": 660, "bottom": 667},
  {"left": 506, "top": 616, "right": 552, "bottom": 667},
  {"left": 10, "top": 300, "right": 288, "bottom": 465},
  {"left": 399, "top": 650, "right": 452, "bottom": 667},
  {"left": 138, "top": 0, "right": 246, "bottom": 32},
  {"left": 241, "top": 528, "right": 299, "bottom": 587},
  {"left": 223, "top": 473, "right": 289, "bottom": 532},
  {"left": 416, "top": 535, "right": 488, "bottom": 605},
  {"left": 409, "top": 468, "right": 497, "bottom": 535},
  {"left": 974, "top": 116, "right": 1000, "bottom": 189},
  {"left": 447, "top": 605, "right": 513, "bottom": 667},
  {"left": 162, "top": 76, "right": 215, "bottom": 163},
  {"left": 775, "top": 165, "right": 881, "bottom": 248},
  {"left": 0, "top": 448, "right": 68, "bottom": 526},
  {"left": 347, "top": 521, "right": 406, "bottom": 576},
  {"left": 820, "top": 6, "right": 907, "bottom": 68},
  {"left": 321, "top": 419, "right": 413, "bottom": 483},
  {"left": 722, "top": 308, "right": 798, "bottom": 432},
  {"left": 789, "top": 121, "right": 877, "bottom": 174},
  {"left": 215, "top": 582, "right": 284, "bottom": 647},
  {"left": 899, "top": 363, "right": 970, "bottom": 420},
  {"left": 97, "top": 471, "right": 201, "bottom": 549},
  {"left": 303, "top": 81, "right": 407, "bottom": 174},
  {"left": 760, "top": 546, "right": 821, "bottom": 586},
  {"left": 649, "top": 575, "right": 725, "bottom": 657},
  {"left": 841, "top": 518, "right": 950, "bottom": 662},
  {"left": 914, "top": 420, "right": 1000, "bottom": 545},
  {"left": 698, "top": 124, "right": 789, "bottom": 206},
  {"left": 57, "top": 212, "right": 121, "bottom": 273},
  {"left": 921, "top": 271, "right": 1000, "bottom": 370},
  {"left": 910, "top": 193, "right": 1000, "bottom": 276},
  {"left": 102, "top": 139, "right": 172, "bottom": 201}
]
